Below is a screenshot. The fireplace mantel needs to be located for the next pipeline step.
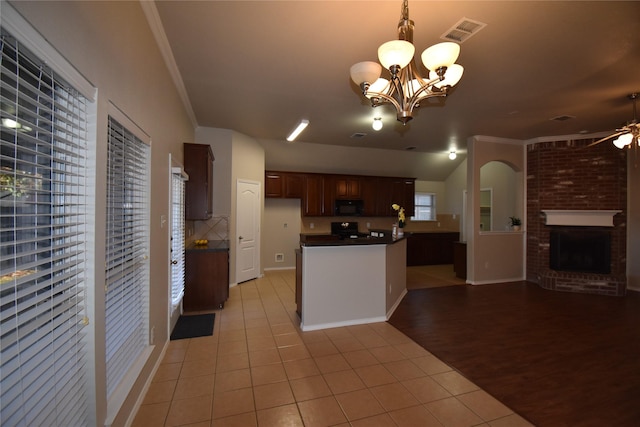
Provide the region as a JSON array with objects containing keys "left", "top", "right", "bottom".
[{"left": 542, "top": 210, "right": 621, "bottom": 227}]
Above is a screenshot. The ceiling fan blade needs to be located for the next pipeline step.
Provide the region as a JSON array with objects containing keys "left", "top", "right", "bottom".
[{"left": 586, "top": 131, "right": 625, "bottom": 147}]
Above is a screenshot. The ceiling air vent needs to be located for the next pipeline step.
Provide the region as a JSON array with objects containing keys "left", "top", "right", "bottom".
[
  {"left": 441, "top": 18, "right": 487, "bottom": 43},
  {"left": 550, "top": 115, "right": 576, "bottom": 122},
  {"left": 350, "top": 132, "right": 367, "bottom": 139}
]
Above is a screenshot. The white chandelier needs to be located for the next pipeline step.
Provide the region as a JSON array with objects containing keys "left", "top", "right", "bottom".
[{"left": 350, "top": 0, "right": 463, "bottom": 124}]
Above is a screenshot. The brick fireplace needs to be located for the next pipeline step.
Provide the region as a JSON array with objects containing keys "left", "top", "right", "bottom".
[{"left": 526, "top": 139, "right": 627, "bottom": 296}]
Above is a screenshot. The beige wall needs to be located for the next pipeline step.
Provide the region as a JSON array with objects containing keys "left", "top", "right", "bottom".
[
  {"left": 10, "top": 1, "right": 195, "bottom": 425},
  {"left": 259, "top": 138, "right": 465, "bottom": 182},
  {"left": 467, "top": 136, "right": 526, "bottom": 284}
]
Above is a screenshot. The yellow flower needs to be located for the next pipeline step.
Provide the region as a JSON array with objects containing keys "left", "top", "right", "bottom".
[{"left": 391, "top": 203, "right": 406, "bottom": 227}]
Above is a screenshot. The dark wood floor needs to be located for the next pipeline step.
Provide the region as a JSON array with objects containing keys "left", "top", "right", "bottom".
[{"left": 388, "top": 281, "right": 640, "bottom": 427}]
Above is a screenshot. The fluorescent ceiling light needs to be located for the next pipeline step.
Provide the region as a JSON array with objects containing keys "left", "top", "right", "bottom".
[{"left": 286, "top": 119, "right": 309, "bottom": 142}]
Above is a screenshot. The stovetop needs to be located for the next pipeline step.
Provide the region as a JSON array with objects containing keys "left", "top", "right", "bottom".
[{"left": 331, "top": 222, "right": 368, "bottom": 239}]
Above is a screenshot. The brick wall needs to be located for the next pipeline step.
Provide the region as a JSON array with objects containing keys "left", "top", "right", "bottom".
[{"left": 526, "top": 138, "right": 627, "bottom": 296}]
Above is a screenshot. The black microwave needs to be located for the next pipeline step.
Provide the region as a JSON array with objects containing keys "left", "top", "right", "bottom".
[{"left": 335, "top": 199, "right": 363, "bottom": 216}]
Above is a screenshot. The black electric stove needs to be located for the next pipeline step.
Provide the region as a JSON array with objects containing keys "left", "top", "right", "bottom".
[{"left": 330, "top": 222, "right": 368, "bottom": 239}]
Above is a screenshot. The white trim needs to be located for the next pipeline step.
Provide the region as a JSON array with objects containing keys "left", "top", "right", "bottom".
[
  {"left": 542, "top": 210, "right": 622, "bottom": 227},
  {"left": 1, "top": 1, "right": 96, "bottom": 100},
  {"left": 105, "top": 346, "right": 154, "bottom": 427},
  {"left": 301, "top": 316, "right": 388, "bottom": 332},
  {"left": 385, "top": 288, "right": 408, "bottom": 320},
  {"left": 108, "top": 101, "right": 151, "bottom": 145},
  {"left": 139, "top": 0, "right": 198, "bottom": 127},
  {"left": 123, "top": 341, "right": 168, "bottom": 427}
]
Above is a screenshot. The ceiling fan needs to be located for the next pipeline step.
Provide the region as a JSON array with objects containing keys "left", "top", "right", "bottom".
[{"left": 588, "top": 93, "right": 639, "bottom": 148}]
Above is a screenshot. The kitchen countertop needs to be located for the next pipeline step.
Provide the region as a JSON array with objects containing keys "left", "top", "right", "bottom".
[
  {"left": 300, "top": 234, "right": 404, "bottom": 247},
  {"left": 186, "top": 240, "right": 229, "bottom": 252}
]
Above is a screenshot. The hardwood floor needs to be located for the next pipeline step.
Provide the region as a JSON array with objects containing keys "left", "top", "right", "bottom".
[
  {"left": 406, "top": 264, "right": 466, "bottom": 289},
  {"left": 388, "top": 281, "right": 640, "bottom": 426}
]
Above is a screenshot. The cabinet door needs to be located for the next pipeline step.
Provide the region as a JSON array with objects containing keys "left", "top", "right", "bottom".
[
  {"left": 265, "top": 172, "right": 284, "bottom": 198},
  {"left": 303, "top": 174, "right": 324, "bottom": 216},
  {"left": 335, "top": 177, "right": 361, "bottom": 199},
  {"left": 376, "top": 178, "right": 394, "bottom": 216},
  {"left": 284, "top": 173, "right": 303, "bottom": 198},
  {"left": 184, "top": 143, "right": 214, "bottom": 220},
  {"left": 360, "top": 177, "right": 378, "bottom": 216},
  {"left": 184, "top": 251, "right": 229, "bottom": 310}
]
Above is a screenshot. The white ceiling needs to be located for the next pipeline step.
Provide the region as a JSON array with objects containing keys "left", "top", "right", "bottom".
[{"left": 152, "top": 1, "right": 640, "bottom": 160}]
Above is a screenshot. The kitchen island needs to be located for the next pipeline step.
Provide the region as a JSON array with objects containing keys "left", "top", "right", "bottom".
[{"left": 297, "top": 235, "right": 407, "bottom": 331}]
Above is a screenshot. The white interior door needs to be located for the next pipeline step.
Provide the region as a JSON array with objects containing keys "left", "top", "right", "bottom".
[
  {"left": 236, "top": 179, "right": 261, "bottom": 283},
  {"left": 169, "top": 160, "right": 187, "bottom": 332}
]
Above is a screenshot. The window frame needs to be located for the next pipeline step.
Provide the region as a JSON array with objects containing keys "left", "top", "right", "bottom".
[
  {"left": 0, "top": 14, "right": 96, "bottom": 426},
  {"left": 411, "top": 191, "right": 437, "bottom": 222}
]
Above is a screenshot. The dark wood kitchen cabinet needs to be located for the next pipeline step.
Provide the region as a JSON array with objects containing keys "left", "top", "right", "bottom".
[
  {"left": 265, "top": 172, "right": 284, "bottom": 197},
  {"left": 184, "top": 143, "right": 214, "bottom": 220},
  {"left": 265, "top": 171, "right": 303, "bottom": 198},
  {"left": 335, "top": 176, "right": 361, "bottom": 199},
  {"left": 303, "top": 174, "right": 325, "bottom": 216},
  {"left": 406, "top": 232, "right": 460, "bottom": 266},
  {"left": 184, "top": 249, "right": 229, "bottom": 310}
]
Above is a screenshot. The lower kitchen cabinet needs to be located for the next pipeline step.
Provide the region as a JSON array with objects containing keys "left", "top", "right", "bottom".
[
  {"left": 453, "top": 241, "right": 467, "bottom": 279},
  {"left": 406, "top": 232, "right": 460, "bottom": 266},
  {"left": 184, "top": 245, "right": 229, "bottom": 311}
]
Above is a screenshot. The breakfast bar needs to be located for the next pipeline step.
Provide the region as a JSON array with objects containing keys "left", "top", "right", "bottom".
[{"left": 297, "top": 235, "right": 407, "bottom": 331}]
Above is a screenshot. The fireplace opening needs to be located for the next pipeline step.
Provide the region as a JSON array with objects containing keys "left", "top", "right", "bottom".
[{"left": 550, "top": 228, "right": 611, "bottom": 274}]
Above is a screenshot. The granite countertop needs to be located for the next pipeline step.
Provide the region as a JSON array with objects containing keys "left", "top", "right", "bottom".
[
  {"left": 300, "top": 234, "right": 405, "bottom": 247},
  {"left": 186, "top": 240, "right": 229, "bottom": 252}
]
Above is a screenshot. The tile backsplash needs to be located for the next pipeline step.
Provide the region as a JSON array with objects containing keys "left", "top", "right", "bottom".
[{"left": 186, "top": 215, "right": 229, "bottom": 245}]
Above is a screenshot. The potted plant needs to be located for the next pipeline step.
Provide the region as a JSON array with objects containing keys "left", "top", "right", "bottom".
[
  {"left": 509, "top": 216, "right": 522, "bottom": 231},
  {"left": 391, "top": 203, "right": 406, "bottom": 237}
]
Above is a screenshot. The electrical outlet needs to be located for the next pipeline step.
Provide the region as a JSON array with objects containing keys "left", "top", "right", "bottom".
[
  {"left": 310, "top": 223, "right": 314, "bottom": 229},
  {"left": 275, "top": 253, "right": 284, "bottom": 262}
]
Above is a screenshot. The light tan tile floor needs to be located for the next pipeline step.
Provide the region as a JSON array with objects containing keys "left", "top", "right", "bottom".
[{"left": 133, "top": 270, "right": 533, "bottom": 427}]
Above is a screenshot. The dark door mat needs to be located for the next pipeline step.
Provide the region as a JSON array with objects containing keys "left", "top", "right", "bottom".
[{"left": 170, "top": 313, "right": 215, "bottom": 340}]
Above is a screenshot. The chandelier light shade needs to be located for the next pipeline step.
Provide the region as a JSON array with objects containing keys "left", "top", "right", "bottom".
[
  {"left": 350, "top": 0, "right": 464, "bottom": 124},
  {"left": 378, "top": 40, "right": 415, "bottom": 70},
  {"left": 349, "top": 62, "right": 382, "bottom": 89},
  {"left": 421, "top": 42, "right": 460, "bottom": 71},
  {"left": 589, "top": 93, "right": 639, "bottom": 149}
]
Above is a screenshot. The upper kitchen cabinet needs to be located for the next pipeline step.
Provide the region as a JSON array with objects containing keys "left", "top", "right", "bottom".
[
  {"left": 374, "top": 177, "right": 416, "bottom": 217},
  {"left": 303, "top": 174, "right": 327, "bottom": 216},
  {"left": 184, "top": 143, "right": 214, "bottom": 220},
  {"left": 265, "top": 171, "right": 304, "bottom": 198},
  {"left": 392, "top": 178, "right": 415, "bottom": 217},
  {"left": 335, "top": 176, "right": 361, "bottom": 199}
]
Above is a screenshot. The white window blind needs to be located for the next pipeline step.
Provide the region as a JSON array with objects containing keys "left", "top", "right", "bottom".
[
  {"left": 0, "top": 34, "right": 90, "bottom": 426},
  {"left": 412, "top": 192, "right": 436, "bottom": 221},
  {"left": 170, "top": 169, "right": 186, "bottom": 307},
  {"left": 104, "top": 116, "right": 150, "bottom": 399}
]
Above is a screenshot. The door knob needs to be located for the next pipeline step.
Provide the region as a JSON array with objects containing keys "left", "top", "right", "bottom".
[{"left": 171, "top": 260, "right": 178, "bottom": 265}]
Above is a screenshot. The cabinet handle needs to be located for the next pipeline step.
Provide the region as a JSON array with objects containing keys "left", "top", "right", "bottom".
[{"left": 239, "top": 236, "right": 244, "bottom": 240}]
